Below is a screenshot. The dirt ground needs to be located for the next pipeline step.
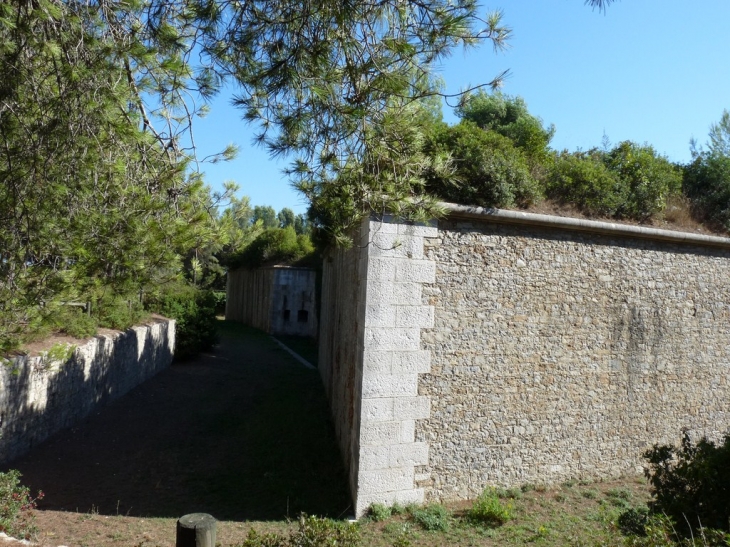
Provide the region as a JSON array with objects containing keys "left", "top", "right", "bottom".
[{"left": 5, "top": 321, "right": 350, "bottom": 547}]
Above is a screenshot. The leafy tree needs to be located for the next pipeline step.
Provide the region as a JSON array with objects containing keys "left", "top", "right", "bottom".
[
  {"left": 277, "top": 207, "right": 296, "bottom": 229},
  {"left": 293, "top": 214, "right": 310, "bottom": 235},
  {"left": 252, "top": 205, "right": 278, "bottom": 228},
  {"left": 684, "top": 110, "right": 730, "bottom": 229},
  {"left": 210, "top": 0, "right": 512, "bottom": 243},
  {"left": 456, "top": 91, "right": 555, "bottom": 165},
  {"left": 229, "top": 227, "right": 315, "bottom": 269},
  {"left": 0, "top": 0, "right": 229, "bottom": 350}
]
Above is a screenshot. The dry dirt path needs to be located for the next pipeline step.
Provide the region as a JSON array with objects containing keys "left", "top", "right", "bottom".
[{"left": 6, "top": 321, "right": 351, "bottom": 541}]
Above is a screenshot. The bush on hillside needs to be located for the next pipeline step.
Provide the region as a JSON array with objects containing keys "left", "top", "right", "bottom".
[
  {"left": 455, "top": 90, "right": 555, "bottom": 165},
  {"left": 242, "top": 514, "right": 360, "bottom": 547},
  {"left": 425, "top": 121, "right": 542, "bottom": 209},
  {"left": 0, "top": 470, "right": 43, "bottom": 541},
  {"left": 603, "top": 141, "right": 682, "bottom": 220},
  {"left": 547, "top": 151, "right": 625, "bottom": 216},
  {"left": 684, "top": 152, "right": 730, "bottom": 230}
]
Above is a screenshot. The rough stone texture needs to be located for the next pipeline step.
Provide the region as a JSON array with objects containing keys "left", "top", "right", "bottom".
[
  {"left": 319, "top": 222, "right": 369, "bottom": 505},
  {"left": 0, "top": 320, "right": 175, "bottom": 464},
  {"left": 321, "top": 209, "right": 730, "bottom": 516},
  {"left": 419, "top": 218, "right": 730, "bottom": 502},
  {"left": 319, "top": 218, "right": 437, "bottom": 516},
  {"left": 226, "top": 266, "right": 318, "bottom": 337}
]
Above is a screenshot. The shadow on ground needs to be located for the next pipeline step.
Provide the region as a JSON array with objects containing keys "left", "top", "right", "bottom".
[{"left": 7, "top": 321, "right": 352, "bottom": 521}]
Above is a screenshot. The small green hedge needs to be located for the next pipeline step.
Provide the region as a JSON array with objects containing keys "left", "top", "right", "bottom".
[{"left": 149, "top": 284, "right": 217, "bottom": 360}]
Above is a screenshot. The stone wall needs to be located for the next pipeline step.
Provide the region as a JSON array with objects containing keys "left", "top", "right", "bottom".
[
  {"left": 0, "top": 319, "right": 175, "bottom": 464},
  {"left": 319, "top": 206, "right": 730, "bottom": 516},
  {"left": 319, "top": 224, "right": 368, "bottom": 500},
  {"left": 418, "top": 211, "right": 730, "bottom": 502},
  {"left": 226, "top": 266, "right": 318, "bottom": 337}
]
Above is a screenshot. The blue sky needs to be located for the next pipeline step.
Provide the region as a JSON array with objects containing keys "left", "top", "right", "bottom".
[{"left": 192, "top": 1, "right": 730, "bottom": 215}]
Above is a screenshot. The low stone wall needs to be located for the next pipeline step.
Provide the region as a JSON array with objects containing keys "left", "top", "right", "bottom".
[{"left": 0, "top": 319, "right": 175, "bottom": 464}]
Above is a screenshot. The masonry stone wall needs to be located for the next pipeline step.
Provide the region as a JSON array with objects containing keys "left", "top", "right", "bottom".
[
  {"left": 226, "top": 266, "right": 318, "bottom": 337},
  {"left": 319, "top": 225, "right": 368, "bottom": 499},
  {"left": 418, "top": 215, "right": 730, "bottom": 502},
  {"left": 0, "top": 319, "right": 175, "bottom": 464},
  {"left": 320, "top": 206, "right": 730, "bottom": 516}
]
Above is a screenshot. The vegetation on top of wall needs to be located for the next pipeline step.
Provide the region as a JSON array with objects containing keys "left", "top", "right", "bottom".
[
  {"left": 425, "top": 121, "right": 542, "bottom": 209},
  {"left": 419, "top": 92, "right": 729, "bottom": 235},
  {"left": 226, "top": 227, "right": 317, "bottom": 270}
]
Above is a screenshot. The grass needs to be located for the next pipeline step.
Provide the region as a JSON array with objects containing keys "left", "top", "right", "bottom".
[
  {"left": 30, "top": 465, "right": 656, "bottom": 546},
  {"left": 22, "top": 320, "right": 659, "bottom": 546}
]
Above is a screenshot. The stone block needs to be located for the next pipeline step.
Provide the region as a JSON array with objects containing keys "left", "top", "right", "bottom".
[
  {"left": 395, "top": 260, "right": 436, "bottom": 283},
  {"left": 360, "top": 445, "right": 390, "bottom": 471},
  {"left": 398, "top": 222, "right": 439, "bottom": 238},
  {"left": 365, "top": 305, "right": 397, "bottom": 327},
  {"left": 391, "top": 351, "right": 432, "bottom": 374},
  {"left": 369, "top": 233, "right": 424, "bottom": 260},
  {"left": 401, "top": 419, "right": 416, "bottom": 442},
  {"left": 358, "top": 466, "right": 415, "bottom": 494},
  {"left": 368, "top": 258, "right": 398, "bottom": 281},
  {"left": 391, "top": 283, "right": 422, "bottom": 306},
  {"left": 362, "top": 373, "right": 419, "bottom": 398},
  {"left": 393, "top": 396, "right": 431, "bottom": 420},
  {"left": 364, "top": 328, "right": 421, "bottom": 352},
  {"left": 362, "top": 351, "right": 393, "bottom": 374},
  {"left": 360, "top": 422, "right": 402, "bottom": 446},
  {"left": 389, "top": 442, "right": 430, "bottom": 467},
  {"left": 361, "top": 397, "right": 395, "bottom": 422},
  {"left": 395, "top": 306, "right": 434, "bottom": 328},
  {"left": 365, "top": 281, "right": 393, "bottom": 307},
  {"left": 369, "top": 220, "right": 399, "bottom": 235}
]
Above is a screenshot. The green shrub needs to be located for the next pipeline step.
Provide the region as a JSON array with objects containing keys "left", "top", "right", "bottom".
[
  {"left": 455, "top": 90, "right": 555, "bottom": 165},
  {"left": 684, "top": 152, "right": 730, "bottom": 230},
  {"left": 644, "top": 431, "right": 730, "bottom": 538},
  {"left": 604, "top": 141, "right": 682, "bottom": 220},
  {"left": 212, "top": 291, "right": 226, "bottom": 315},
  {"left": 623, "top": 513, "right": 730, "bottom": 547},
  {"left": 547, "top": 151, "right": 625, "bottom": 216},
  {"left": 466, "top": 487, "right": 514, "bottom": 528},
  {"left": 231, "top": 227, "right": 316, "bottom": 269},
  {"left": 408, "top": 503, "right": 451, "bottom": 532},
  {"left": 426, "top": 121, "right": 543, "bottom": 209},
  {"left": 242, "top": 514, "right": 360, "bottom": 547},
  {"left": 0, "top": 470, "right": 43, "bottom": 541},
  {"left": 368, "top": 503, "right": 393, "bottom": 522},
  {"left": 149, "top": 284, "right": 217, "bottom": 360},
  {"left": 619, "top": 507, "right": 650, "bottom": 536},
  {"left": 94, "top": 292, "right": 147, "bottom": 332}
]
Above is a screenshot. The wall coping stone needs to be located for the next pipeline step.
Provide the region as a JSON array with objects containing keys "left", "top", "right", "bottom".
[{"left": 443, "top": 202, "right": 730, "bottom": 249}]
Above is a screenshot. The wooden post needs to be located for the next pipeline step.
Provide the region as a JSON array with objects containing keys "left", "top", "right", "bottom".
[{"left": 176, "top": 513, "right": 216, "bottom": 547}]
